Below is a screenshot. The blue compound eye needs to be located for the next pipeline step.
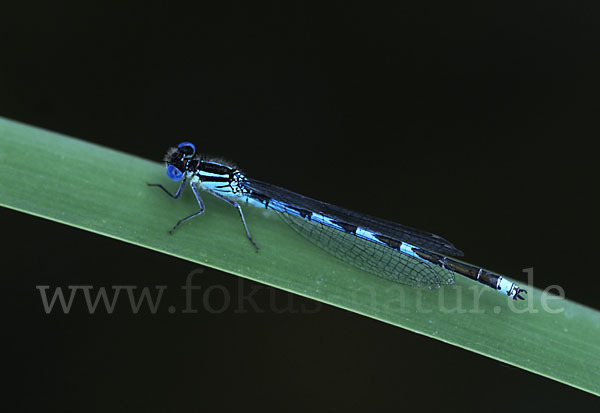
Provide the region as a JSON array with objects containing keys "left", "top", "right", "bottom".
[
  {"left": 177, "top": 141, "right": 196, "bottom": 158},
  {"left": 166, "top": 164, "right": 184, "bottom": 181}
]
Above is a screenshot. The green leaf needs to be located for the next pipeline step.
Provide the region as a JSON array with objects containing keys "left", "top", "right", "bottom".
[{"left": 1, "top": 116, "right": 599, "bottom": 395}]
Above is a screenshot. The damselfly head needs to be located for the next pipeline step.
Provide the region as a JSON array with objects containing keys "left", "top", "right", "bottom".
[{"left": 164, "top": 142, "right": 197, "bottom": 182}]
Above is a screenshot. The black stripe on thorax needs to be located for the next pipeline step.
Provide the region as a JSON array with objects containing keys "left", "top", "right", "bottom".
[
  {"left": 198, "top": 173, "right": 231, "bottom": 183},
  {"left": 199, "top": 160, "right": 235, "bottom": 175},
  {"left": 193, "top": 160, "right": 236, "bottom": 183}
]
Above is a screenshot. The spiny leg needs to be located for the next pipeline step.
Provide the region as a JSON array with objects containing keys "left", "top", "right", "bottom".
[
  {"left": 147, "top": 176, "right": 187, "bottom": 199},
  {"left": 168, "top": 181, "right": 206, "bottom": 233},
  {"left": 149, "top": 178, "right": 258, "bottom": 250},
  {"left": 206, "top": 188, "right": 259, "bottom": 251}
]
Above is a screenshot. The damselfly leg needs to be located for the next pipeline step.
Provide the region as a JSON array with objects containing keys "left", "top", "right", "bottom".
[
  {"left": 206, "top": 188, "right": 259, "bottom": 251},
  {"left": 147, "top": 176, "right": 187, "bottom": 199},
  {"left": 148, "top": 179, "right": 206, "bottom": 234}
]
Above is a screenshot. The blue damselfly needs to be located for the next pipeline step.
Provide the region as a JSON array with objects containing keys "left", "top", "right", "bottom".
[{"left": 148, "top": 142, "right": 527, "bottom": 300}]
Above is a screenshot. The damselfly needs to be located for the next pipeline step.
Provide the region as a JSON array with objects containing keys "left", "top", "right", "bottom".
[{"left": 148, "top": 142, "right": 527, "bottom": 300}]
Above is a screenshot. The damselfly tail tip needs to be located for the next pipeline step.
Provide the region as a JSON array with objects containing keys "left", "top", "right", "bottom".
[
  {"left": 498, "top": 277, "right": 527, "bottom": 300},
  {"left": 513, "top": 287, "right": 527, "bottom": 301}
]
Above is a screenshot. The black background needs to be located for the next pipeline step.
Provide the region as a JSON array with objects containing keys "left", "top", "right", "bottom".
[{"left": 3, "top": 1, "right": 599, "bottom": 411}]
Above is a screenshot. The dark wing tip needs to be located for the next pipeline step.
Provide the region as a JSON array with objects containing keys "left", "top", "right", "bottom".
[
  {"left": 446, "top": 244, "right": 464, "bottom": 257},
  {"left": 430, "top": 234, "right": 464, "bottom": 256},
  {"left": 429, "top": 233, "right": 463, "bottom": 256}
]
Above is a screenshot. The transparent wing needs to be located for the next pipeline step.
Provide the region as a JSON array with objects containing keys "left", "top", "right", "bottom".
[
  {"left": 246, "top": 178, "right": 463, "bottom": 257},
  {"left": 278, "top": 212, "right": 455, "bottom": 289}
]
